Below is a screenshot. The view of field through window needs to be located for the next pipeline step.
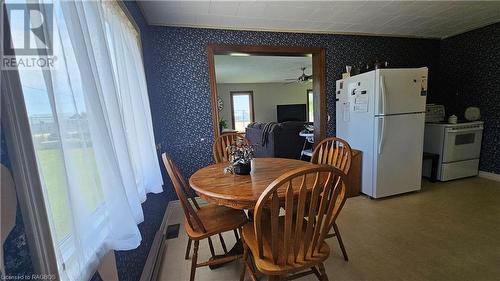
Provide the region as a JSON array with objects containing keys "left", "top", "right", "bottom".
[
  {"left": 19, "top": 68, "right": 104, "bottom": 242},
  {"left": 15, "top": 34, "right": 104, "bottom": 244}
]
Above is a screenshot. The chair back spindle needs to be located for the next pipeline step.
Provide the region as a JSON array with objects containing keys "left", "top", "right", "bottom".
[
  {"left": 213, "top": 133, "right": 249, "bottom": 163},
  {"left": 311, "top": 137, "right": 352, "bottom": 174}
]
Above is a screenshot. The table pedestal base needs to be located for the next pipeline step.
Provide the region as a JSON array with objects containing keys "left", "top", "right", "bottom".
[{"left": 208, "top": 239, "right": 243, "bottom": 269}]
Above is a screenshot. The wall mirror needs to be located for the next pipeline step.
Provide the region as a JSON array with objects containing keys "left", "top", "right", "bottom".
[{"left": 207, "top": 44, "right": 326, "bottom": 146}]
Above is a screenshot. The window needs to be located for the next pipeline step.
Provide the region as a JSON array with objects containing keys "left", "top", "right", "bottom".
[
  {"left": 5, "top": 1, "right": 163, "bottom": 280},
  {"left": 10, "top": 1, "right": 105, "bottom": 265},
  {"left": 307, "top": 89, "right": 314, "bottom": 122},
  {"left": 231, "top": 91, "right": 254, "bottom": 132}
]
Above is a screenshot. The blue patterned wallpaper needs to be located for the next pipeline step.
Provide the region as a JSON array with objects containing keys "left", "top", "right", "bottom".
[
  {"left": 1, "top": 124, "right": 35, "bottom": 277},
  {"left": 1, "top": 2, "right": 496, "bottom": 281},
  {"left": 0, "top": 2, "right": 440, "bottom": 280},
  {"left": 145, "top": 26, "right": 441, "bottom": 183},
  {"left": 438, "top": 22, "right": 500, "bottom": 174}
]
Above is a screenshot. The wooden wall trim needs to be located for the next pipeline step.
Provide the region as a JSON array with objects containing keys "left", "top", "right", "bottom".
[
  {"left": 312, "top": 48, "right": 326, "bottom": 144},
  {"left": 207, "top": 45, "right": 220, "bottom": 138},
  {"left": 208, "top": 44, "right": 323, "bottom": 56},
  {"left": 97, "top": 251, "right": 119, "bottom": 281}
]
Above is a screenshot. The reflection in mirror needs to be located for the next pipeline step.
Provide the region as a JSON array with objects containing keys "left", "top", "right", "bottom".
[{"left": 214, "top": 55, "right": 313, "bottom": 134}]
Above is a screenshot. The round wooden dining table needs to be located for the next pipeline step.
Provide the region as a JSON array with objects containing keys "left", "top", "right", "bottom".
[{"left": 189, "top": 158, "right": 314, "bottom": 210}]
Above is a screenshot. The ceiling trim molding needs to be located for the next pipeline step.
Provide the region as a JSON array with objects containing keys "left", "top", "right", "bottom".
[
  {"left": 145, "top": 22, "right": 442, "bottom": 40},
  {"left": 441, "top": 20, "right": 500, "bottom": 40}
]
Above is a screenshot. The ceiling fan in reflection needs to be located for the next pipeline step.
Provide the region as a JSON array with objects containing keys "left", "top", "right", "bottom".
[{"left": 284, "top": 67, "right": 312, "bottom": 84}]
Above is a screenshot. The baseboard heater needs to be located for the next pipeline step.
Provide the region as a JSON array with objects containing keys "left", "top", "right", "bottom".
[{"left": 139, "top": 201, "right": 173, "bottom": 281}]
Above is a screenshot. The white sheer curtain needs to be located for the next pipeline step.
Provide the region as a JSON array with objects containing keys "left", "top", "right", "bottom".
[
  {"left": 102, "top": 1, "right": 163, "bottom": 200},
  {"left": 8, "top": 0, "right": 163, "bottom": 280}
]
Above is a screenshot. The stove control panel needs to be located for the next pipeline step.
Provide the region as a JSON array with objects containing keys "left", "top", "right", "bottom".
[{"left": 425, "top": 104, "right": 445, "bottom": 123}]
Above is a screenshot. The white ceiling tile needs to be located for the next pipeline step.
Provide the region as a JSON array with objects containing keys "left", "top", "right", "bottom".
[
  {"left": 160, "top": 13, "right": 201, "bottom": 26},
  {"left": 138, "top": 0, "right": 500, "bottom": 39},
  {"left": 235, "top": 2, "right": 268, "bottom": 18},
  {"left": 195, "top": 14, "right": 222, "bottom": 26},
  {"left": 355, "top": 11, "right": 395, "bottom": 24},
  {"left": 305, "top": 21, "right": 335, "bottom": 31},
  {"left": 381, "top": 1, "right": 415, "bottom": 15},
  {"left": 360, "top": 1, "right": 392, "bottom": 13},
  {"left": 346, "top": 23, "right": 386, "bottom": 34},
  {"left": 328, "top": 22, "right": 356, "bottom": 32},
  {"left": 310, "top": 7, "right": 337, "bottom": 20},
  {"left": 382, "top": 15, "right": 414, "bottom": 27},
  {"left": 267, "top": 1, "right": 335, "bottom": 10},
  {"left": 208, "top": 1, "right": 240, "bottom": 16},
  {"left": 234, "top": 18, "right": 309, "bottom": 32},
  {"left": 260, "top": 4, "right": 316, "bottom": 21},
  {"left": 331, "top": 1, "right": 367, "bottom": 12},
  {"left": 162, "top": 1, "right": 210, "bottom": 15},
  {"left": 236, "top": 2, "right": 315, "bottom": 21},
  {"left": 329, "top": 10, "right": 375, "bottom": 24}
]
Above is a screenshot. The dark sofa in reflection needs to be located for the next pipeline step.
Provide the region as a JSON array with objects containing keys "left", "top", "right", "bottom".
[{"left": 245, "top": 121, "right": 310, "bottom": 159}]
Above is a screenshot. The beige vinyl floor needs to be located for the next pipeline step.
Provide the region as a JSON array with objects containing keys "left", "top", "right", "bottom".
[{"left": 157, "top": 177, "right": 500, "bottom": 281}]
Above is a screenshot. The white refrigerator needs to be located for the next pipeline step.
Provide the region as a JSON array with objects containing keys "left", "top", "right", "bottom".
[{"left": 336, "top": 68, "right": 428, "bottom": 198}]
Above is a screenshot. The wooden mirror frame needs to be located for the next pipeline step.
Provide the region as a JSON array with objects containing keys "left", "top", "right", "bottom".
[{"left": 207, "top": 44, "right": 327, "bottom": 145}]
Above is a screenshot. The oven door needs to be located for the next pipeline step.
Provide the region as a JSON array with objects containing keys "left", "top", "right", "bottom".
[{"left": 442, "top": 126, "right": 483, "bottom": 163}]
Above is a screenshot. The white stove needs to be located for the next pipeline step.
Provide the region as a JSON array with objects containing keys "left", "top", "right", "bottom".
[{"left": 423, "top": 105, "right": 484, "bottom": 181}]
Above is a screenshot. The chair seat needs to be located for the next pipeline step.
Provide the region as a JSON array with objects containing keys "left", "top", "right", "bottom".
[
  {"left": 185, "top": 203, "right": 247, "bottom": 240},
  {"left": 242, "top": 217, "right": 330, "bottom": 275}
]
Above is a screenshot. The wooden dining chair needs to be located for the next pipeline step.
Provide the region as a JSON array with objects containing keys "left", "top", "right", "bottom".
[
  {"left": 311, "top": 137, "right": 352, "bottom": 174},
  {"left": 240, "top": 165, "right": 348, "bottom": 281},
  {"left": 213, "top": 132, "right": 249, "bottom": 163},
  {"left": 310, "top": 137, "right": 352, "bottom": 261},
  {"left": 162, "top": 154, "right": 247, "bottom": 281}
]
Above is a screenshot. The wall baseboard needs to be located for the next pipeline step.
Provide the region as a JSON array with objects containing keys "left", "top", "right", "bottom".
[{"left": 478, "top": 171, "right": 500, "bottom": 182}]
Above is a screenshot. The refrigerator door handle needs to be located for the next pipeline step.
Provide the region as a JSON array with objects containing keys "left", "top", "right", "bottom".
[
  {"left": 380, "top": 75, "right": 387, "bottom": 115},
  {"left": 378, "top": 117, "right": 386, "bottom": 155}
]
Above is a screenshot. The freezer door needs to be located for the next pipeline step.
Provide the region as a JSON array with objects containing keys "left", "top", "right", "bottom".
[
  {"left": 373, "top": 113, "right": 425, "bottom": 198},
  {"left": 336, "top": 73, "right": 376, "bottom": 197},
  {"left": 375, "top": 68, "right": 428, "bottom": 115}
]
